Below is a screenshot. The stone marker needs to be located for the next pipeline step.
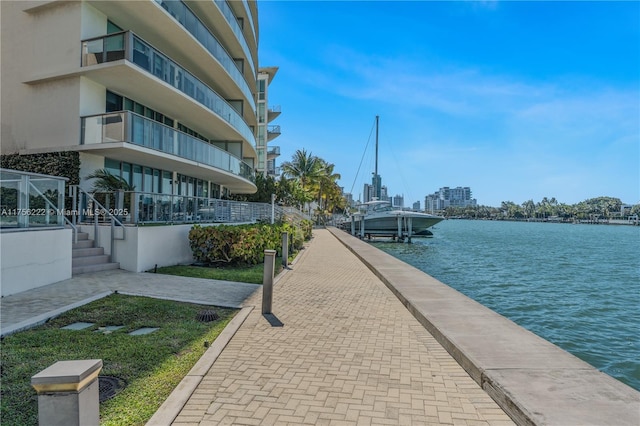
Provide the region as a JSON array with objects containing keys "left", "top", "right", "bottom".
[{"left": 31, "top": 359, "right": 102, "bottom": 426}]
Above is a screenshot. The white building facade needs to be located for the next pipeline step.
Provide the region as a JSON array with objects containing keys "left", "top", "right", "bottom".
[
  {"left": 2, "top": 0, "right": 261, "bottom": 197},
  {"left": 1, "top": 0, "right": 279, "bottom": 282},
  {"left": 256, "top": 67, "right": 282, "bottom": 176},
  {"left": 425, "top": 186, "right": 477, "bottom": 211}
]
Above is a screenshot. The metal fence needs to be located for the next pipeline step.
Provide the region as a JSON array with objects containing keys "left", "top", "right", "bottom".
[{"left": 79, "top": 190, "right": 309, "bottom": 226}]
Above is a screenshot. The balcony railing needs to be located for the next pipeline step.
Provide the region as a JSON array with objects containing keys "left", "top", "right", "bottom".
[
  {"left": 85, "top": 191, "right": 301, "bottom": 225},
  {"left": 267, "top": 125, "right": 281, "bottom": 141},
  {"left": 267, "top": 146, "right": 280, "bottom": 156},
  {"left": 81, "top": 31, "right": 255, "bottom": 146},
  {"left": 81, "top": 111, "right": 254, "bottom": 182},
  {"left": 0, "top": 169, "right": 67, "bottom": 229},
  {"left": 153, "top": 0, "right": 256, "bottom": 110},
  {"left": 212, "top": 0, "right": 256, "bottom": 77}
]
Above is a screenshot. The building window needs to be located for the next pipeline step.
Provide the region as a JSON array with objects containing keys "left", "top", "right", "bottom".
[
  {"left": 106, "top": 92, "right": 123, "bottom": 112},
  {"left": 107, "top": 20, "right": 123, "bottom": 34}
]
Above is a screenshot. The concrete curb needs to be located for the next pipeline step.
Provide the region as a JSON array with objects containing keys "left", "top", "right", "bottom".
[
  {"left": 328, "top": 227, "right": 640, "bottom": 426},
  {"left": 146, "top": 306, "right": 254, "bottom": 426}
]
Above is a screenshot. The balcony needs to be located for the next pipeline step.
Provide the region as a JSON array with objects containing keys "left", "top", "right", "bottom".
[
  {"left": 267, "top": 125, "right": 281, "bottom": 142},
  {"left": 267, "top": 105, "right": 281, "bottom": 122},
  {"left": 153, "top": 0, "right": 255, "bottom": 107},
  {"left": 81, "top": 31, "right": 256, "bottom": 151},
  {"left": 267, "top": 146, "right": 281, "bottom": 159},
  {"left": 80, "top": 111, "right": 255, "bottom": 193}
]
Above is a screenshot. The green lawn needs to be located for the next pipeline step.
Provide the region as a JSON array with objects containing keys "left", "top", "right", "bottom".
[
  {"left": 0, "top": 294, "right": 236, "bottom": 426},
  {"left": 152, "top": 259, "right": 285, "bottom": 285}
]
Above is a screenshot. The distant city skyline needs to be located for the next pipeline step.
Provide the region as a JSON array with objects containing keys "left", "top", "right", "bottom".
[{"left": 258, "top": 1, "right": 639, "bottom": 207}]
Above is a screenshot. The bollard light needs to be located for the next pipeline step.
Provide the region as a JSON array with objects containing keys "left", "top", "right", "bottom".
[{"left": 262, "top": 249, "right": 276, "bottom": 314}]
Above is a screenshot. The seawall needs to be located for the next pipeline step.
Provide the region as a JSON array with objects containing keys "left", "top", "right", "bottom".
[{"left": 328, "top": 227, "right": 640, "bottom": 426}]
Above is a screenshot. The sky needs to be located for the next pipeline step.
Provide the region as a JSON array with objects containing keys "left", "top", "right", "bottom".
[{"left": 257, "top": 1, "right": 639, "bottom": 207}]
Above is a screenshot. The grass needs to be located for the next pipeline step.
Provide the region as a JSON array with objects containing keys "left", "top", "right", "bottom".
[
  {"left": 152, "top": 258, "right": 286, "bottom": 284},
  {"left": 0, "top": 294, "right": 236, "bottom": 426}
]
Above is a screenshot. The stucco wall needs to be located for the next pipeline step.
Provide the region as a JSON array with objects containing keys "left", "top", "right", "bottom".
[
  {"left": 88, "top": 224, "right": 222, "bottom": 272},
  {"left": 0, "top": 228, "right": 72, "bottom": 296}
]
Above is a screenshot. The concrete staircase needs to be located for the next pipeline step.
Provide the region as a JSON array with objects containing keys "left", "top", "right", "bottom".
[{"left": 72, "top": 231, "right": 120, "bottom": 275}]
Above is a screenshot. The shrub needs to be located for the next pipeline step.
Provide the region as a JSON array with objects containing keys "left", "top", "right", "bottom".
[{"left": 189, "top": 222, "right": 312, "bottom": 266}]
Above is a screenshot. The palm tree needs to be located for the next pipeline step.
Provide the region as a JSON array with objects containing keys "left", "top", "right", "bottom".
[
  {"left": 281, "top": 149, "right": 322, "bottom": 190},
  {"left": 315, "top": 159, "right": 341, "bottom": 211},
  {"left": 281, "top": 149, "right": 323, "bottom": 211},
  {"left": 86, "top": 169, "right": 135, "bottom": 192}
]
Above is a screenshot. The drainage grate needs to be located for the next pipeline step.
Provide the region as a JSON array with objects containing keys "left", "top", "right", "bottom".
[
  {"left": 98, "top": 376, "right": 126, "bottom": 403},
  {"left": 196, "top": 309, "right": 219, "bottom": 322}
]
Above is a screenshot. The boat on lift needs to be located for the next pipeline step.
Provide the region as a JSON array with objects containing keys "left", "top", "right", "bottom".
[
  {"left": 348, "top": 199, "right": 443, "bottom": 239},
  {"left": 344, "top": 116, "right": 444, "bottom": 240}
]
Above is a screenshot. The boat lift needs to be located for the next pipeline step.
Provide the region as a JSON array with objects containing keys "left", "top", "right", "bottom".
[{"left": 350, "top": 213, "right": 425, "bottom": 243}]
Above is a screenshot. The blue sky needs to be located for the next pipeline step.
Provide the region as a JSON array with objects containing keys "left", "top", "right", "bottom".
[{"left": 257, "top": 1, "right": 639, "bottom": 207}]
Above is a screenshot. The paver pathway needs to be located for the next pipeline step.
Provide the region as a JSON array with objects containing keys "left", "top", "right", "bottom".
[{"left": 174, "top": 229, "right": 514, "bottom": 425}]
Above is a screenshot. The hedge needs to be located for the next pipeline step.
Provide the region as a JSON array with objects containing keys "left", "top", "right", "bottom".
[{"left": 188, "top": 221, "right": 312, "bottom": 266}]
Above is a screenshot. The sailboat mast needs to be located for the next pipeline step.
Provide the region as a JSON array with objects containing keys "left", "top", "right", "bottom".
[{"left": 374, "top": 115, "right": 379, "bottom": 199}]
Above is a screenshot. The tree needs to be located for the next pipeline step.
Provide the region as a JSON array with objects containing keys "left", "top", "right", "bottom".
[
  {"left": 281, "top": 149, "right": 322, "bottom": 191},
  {"left": 86, "top": 169, "right": 135, "bottom": 192},
  {"left": 228, "top": 173, "right": 276, "bottom": 203}
]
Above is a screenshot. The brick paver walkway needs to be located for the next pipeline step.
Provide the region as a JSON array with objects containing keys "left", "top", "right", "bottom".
[{"left": 174, "top": 229, "right": 514, "bottom": 425}]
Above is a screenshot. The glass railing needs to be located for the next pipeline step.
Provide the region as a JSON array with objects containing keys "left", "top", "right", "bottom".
[
  {"left": 267, "top": 146, "right": 281, "bottom": 156},
  {"left": 153, "top": 0, "right": 256, "bottom": 111},
  {"left": 213, "top": 0, "right": 256, "bottom": 77},
  {"left": 0, "top": 169, "right": 67, "bottom": 229},
  {"left": 87, "top": 191, "right": 275, "bottom": 225},
  {"left": 81, "top": 31, "right": 256, "bottom": 146},
  {"left": 81, "top": 111, "right": 254, "bottom": 182},
  {"left": 241, "top": 0, "right": 257, "bottom": 47}
]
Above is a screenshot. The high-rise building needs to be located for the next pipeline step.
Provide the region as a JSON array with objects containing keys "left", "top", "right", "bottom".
[
  {"left": 425, "top": 186, "right": 477, "bottom": 211},
  {"left": 0, "top": 0, "right": 281, "bottom": 278},
  {"left": 257, "top": 67, "right": 282, "bottom": 176},
  {"left": 2, "top": 0, "right": 262, "bottom": 197},
  {"left": 393, "top": 194, "right": 404, "bottom": 208}
]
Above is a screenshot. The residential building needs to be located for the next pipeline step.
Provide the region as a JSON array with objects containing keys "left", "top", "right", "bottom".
[
  {"left": 393, "top": 194, "right": 404, "bottom": 208},
  {"left": 343, "top": 192, "right": 354, "bottom": 208},
  {"left": 1, "top": 0, "right": 273, "bottom": 278},
  {"left": 413, "top": 200, "right": 421, "bottom": 211},
  {"left": 257, "top": 67, "right": 282, "bottom": 176},
  {"left": 425, "top": 186, "right": 477, "bottom": 211},
  {"left": 2, "top": 0, "right": 260, "bottom": 197}
]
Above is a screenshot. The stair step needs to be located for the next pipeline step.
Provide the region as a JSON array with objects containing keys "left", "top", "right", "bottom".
[
  {"left": 72, "top": 254, "right": 110, "bottom": 267},
  {"left": 73, "top": 247, "right": 104, "bottom": 258},
  {"left": 72, "top": 262, "right": 120, "bottom": 275},
  {"left": 76, "top": 232, "right": 89, "bottom": 241},
  {"left": 72, "top": 240, "right": 94, "bottom": 249}
]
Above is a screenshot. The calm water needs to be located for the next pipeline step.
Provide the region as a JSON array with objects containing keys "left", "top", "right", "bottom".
[{"left": 371, "top": 220, "right": 640, "bottom": 391}]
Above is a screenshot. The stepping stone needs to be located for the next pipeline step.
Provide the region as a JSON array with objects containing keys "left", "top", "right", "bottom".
[
  {"left": 128, "top": 327, "right": 159, "bottom": 336},
  {"left": 61, "top": 322, "right": 95, "bottom": 330},
  {"left": 94, "top": 325, "right": 125, "bottom": 334}
]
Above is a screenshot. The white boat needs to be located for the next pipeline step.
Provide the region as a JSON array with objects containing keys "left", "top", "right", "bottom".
[
  {"left": 348, "top": 200, "right": 444, "bottom": 238},
  {"left": 343, "top": 116, "right": 444, "bottom": 239}
]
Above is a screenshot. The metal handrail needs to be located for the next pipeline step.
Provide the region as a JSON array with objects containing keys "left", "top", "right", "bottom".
[
  {"left": 26, "top": 181, "right": 79, "bottom": 244},
  {"left": 70, "top": 186, "right": 126, "bottom": 259}
]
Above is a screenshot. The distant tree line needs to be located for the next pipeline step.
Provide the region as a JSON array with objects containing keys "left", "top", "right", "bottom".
[{"left": 442, "top": 197, "right": 640, "bottom": 221}]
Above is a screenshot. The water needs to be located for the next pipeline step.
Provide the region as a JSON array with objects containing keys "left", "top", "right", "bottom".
[{"left": 371, "top": 220, "right": 640, "bottom": 391}]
